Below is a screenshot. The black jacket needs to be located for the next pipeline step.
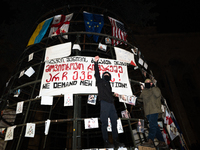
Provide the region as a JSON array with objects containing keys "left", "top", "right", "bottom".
[{"left": 94, "top": 61, "right": 115, "bottom": 103}]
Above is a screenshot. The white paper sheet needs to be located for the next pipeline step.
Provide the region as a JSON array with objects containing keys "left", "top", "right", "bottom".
[
  {"left": 138, "top": 58, "right": 144, "bottom": 66},
  {"left": 72, "top": 44, "right": 81, "bottom": 51},
  {"left": 25, "top": 67, "right": 35, "bottom": 77},
  {"left": 45, "top": 119, "right": 51, "bottom": 135},
  {"left": 64, "top": 93, "right": 73, "bottom": 106},
  {"left": 114, "top": 47, "right": 136, "bottom": 66},
  {"left": 4, "top": 126, "right": 16, "bottom": 141},
  {"left": 84, "top": 118, "right": 99, "bottom": 129},
  {"left": 98, "top": 43, "right": 107, "bottom": 51},
  {"left": 28, "top": 53, "right": 34, "bottom": 62},
  {"left": 45, "top": 42, "right": 71, "bottom": 61},
  {"left": 25, "top": 123, "right": 36, "bottom": 138},
  {"left": 19, "top": 70, "right": 25, "bottom": 78},
  {"left": 41, "top": 96, "right": 53, "bottom": 105},
  {"left": 16, "top": 101, "right": 24, "bottom": 114}
]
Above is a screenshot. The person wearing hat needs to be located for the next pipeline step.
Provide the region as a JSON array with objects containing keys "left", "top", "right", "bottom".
[
  {"left": 94, "top": 56, "right": 124, "bottom": 148},
  {"left": 137, "top": 78, "right": 167, "bottom": 148}
]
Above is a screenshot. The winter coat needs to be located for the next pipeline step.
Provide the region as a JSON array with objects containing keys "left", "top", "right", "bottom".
[
  {"left": 94, "top": 61, "right": 115, "bottom": 103},
  {"left": 138, "top": 87, "right": 162, "bottom": 116}
]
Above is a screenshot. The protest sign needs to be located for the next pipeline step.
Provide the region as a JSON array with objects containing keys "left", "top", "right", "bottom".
[{"left": 39, "top": 56, "right": 132, "bottom": 96}]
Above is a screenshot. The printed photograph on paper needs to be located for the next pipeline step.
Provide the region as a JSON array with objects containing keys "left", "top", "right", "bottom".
[
  {"left": 64, "top": 93, "right": 73, "bottom": 106},
  {"left": 105, "top": 37, "right": 111, "bottom": 44},
  {"left": 137, "top": 119, "right": 144, "bottom": 133},
  {"left": 16, "top": 101, "right": 24, "bottom": 114},
  {"left": 121, "top": 110, "right": 130, "bottom": 118},
  {"left": 87, "top": 95, "right": 97, "bottom": 105},
  {"left": 84, "top": 118, "right": 99, "bottom": 129},
  {"left": 127, "top": 95, "right": 136, "bottom": 105},
  {"left": 119, "top": 94, "right": 136, "bottom": 106},
  {"left": 119, "top": 95, "right": 127, "bottom": 103},
  {"left": 117, "top": 118, "right": 124, "bottom": 134},
  {"left": 107, "top": 118, "right": 124, "bottom": 134}
]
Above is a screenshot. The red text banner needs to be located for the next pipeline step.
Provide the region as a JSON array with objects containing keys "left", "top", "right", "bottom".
[{"left": 39, "top": 56, "right": 133, "bottom": 96}]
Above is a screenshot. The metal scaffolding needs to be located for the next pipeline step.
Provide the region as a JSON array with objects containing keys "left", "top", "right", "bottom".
[{"left": 0, "top": 5, "right": 150, "bottom": 150}]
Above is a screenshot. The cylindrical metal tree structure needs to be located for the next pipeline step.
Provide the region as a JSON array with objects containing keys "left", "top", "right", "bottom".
[{"left": 0, "top": 5, "right": 152, "bottom": 150}]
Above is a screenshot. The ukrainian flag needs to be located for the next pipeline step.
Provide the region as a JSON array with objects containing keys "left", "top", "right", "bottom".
[{"left": 27, "top": 17, "right": 53, "bottom": 46}]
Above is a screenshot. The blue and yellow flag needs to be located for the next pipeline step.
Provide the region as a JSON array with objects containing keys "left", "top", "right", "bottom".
[
  {"left": 83, "top": 11, "right": 104, "bottom": 42},
  {"left": 27, "top": 17, "right": 53, "bottom": 46}
]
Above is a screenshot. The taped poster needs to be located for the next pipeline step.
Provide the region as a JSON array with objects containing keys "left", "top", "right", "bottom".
[
  {"left": 4, "top": 126, "right": 16, "bottom": 141},
  {"left": 16, "top": 101, "right": 24, "bottom": 114},
  {"left": 107, "top": 118, "right": 124, "bottom": 134},
  {"left": 64, "top": 93, "right": 73, "bottom": 106},
  {"left": 84, "top": 118, "right": 99, "bottom": 129},
  {"left": 25, "top": 123, "right": 36, "bottom": 138},
  {"left": 45, "top": 42, "right": 71, "bottom": 61},
  {"left": 114, "top": 47, "right": 136, "bottom": 66}
]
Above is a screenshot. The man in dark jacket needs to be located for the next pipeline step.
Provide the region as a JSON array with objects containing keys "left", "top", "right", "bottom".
[
  {"left": 94, "top": 56, "right": 124, "bottom": 148},
  {"left": 138, "top": 79, "right": 167, "bottom": 148}
]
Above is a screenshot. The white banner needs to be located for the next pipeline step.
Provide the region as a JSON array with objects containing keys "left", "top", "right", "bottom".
[
  {"left": 45, "top": 42, "right": 71, "bottom": 61},
  {"left": 39, "top": 56, "right": 132, "bottom": 96}
]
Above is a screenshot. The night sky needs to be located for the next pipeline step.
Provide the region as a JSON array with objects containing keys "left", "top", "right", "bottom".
[
  {"left": 155, "top": 0, "right": 200, "bottom": 33},
  {"left": 1, "top": 0, "right": 199, "bottom": 44}
]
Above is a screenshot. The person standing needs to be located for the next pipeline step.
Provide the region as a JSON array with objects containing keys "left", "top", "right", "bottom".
[
  {"left": 138, "top": 79, "right": 167, "bottom": 148},
  {"left": 94, "top": 56, "right": 124, "bottom": 148}
]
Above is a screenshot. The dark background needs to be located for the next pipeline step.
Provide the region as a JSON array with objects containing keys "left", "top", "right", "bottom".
[
  {"left": 1, "top": 0, "right": 199, "bottom": 95},
  {"left": 0, "top": 0, "right": 200, "bottom": 148}
]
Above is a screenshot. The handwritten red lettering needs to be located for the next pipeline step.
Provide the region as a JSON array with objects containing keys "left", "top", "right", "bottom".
[
  {"left": 62, "top": 72, "right": 68, "bottom": 81},
  {"left": 80, "top": 71, "right": 85, "bottom": 80},
  {"left": 46, "top": 73, "right": 60, "bottom": 82},
  {"left": 73, "top": 71, "right": 78, "bottom": 80},
  {"left": 87, "top": 71, "right": 92, "bottom": 79},
  {"left": 113, "top": 66, "right": 118, "bottom": 73},
  {"left": 87, "top": 64, "right": 94, "bottom": 71},
  {"left": 45, "top": 63, "right": 84, "bottom": 72},
  {"left": 119, "top": 66, "right": 123, "bottom": 73}
]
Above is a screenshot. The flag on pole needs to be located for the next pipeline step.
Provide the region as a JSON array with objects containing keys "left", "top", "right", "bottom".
[
  {"left": 48, "top": 13, "right": 73, "bottom": 39},
  {"left": 162, "top": 128, "right": 170, "bottom": 145},
  {"left": 108, "top": 16, "right": 127, "bottom": 46},
  {"left": 83, "top": 11, "right": 104, "bottom": 42},
  {"left": 27, "top": 17, "right": 53, "bottom": 46}
]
